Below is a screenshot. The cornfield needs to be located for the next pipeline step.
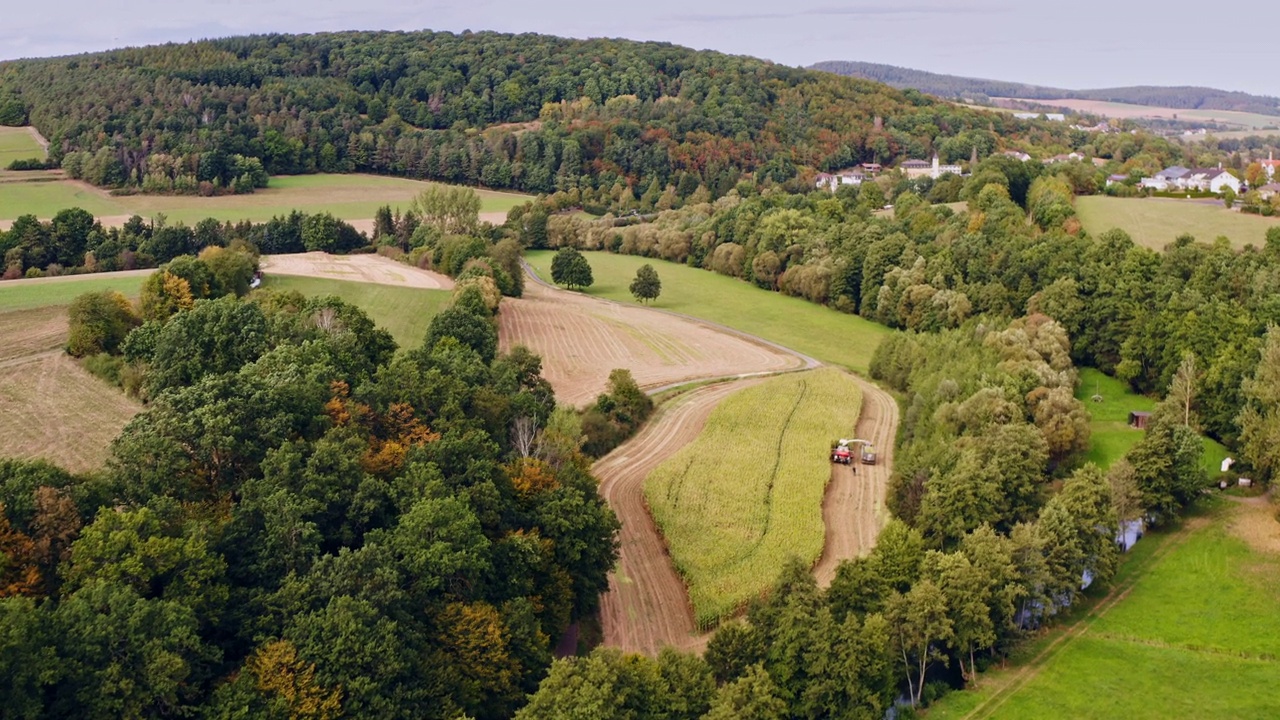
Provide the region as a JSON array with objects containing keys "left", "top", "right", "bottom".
[{"left": 645, "top": 368, "right": 863, "bottom": 628}]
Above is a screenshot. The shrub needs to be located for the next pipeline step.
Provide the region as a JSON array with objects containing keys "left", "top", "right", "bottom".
[{"left": 66, "top": 290, "right": 141, "bottom": 357}]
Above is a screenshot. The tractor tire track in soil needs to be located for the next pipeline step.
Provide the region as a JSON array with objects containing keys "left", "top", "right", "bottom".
[
  {"left": 813, "top": 373, "right": 899, "bottom": 587},
  {"left": 595, "top": 379, "right": 763, "bottom": 655}
]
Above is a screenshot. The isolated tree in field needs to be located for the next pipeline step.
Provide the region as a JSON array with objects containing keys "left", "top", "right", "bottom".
[
  {"left": 410, "top": 185, "right": 481, "bottom": 236},
  {"left": 550, "top": 247, "right": 593, "bottom": 290},
  {"left": 629, "top": 263, "right": 661, "bottom": 304}
]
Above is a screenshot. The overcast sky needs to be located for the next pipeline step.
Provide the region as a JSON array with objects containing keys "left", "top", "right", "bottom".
[{"left": 3, "top": 0, "right": 1277, "bottom": 97}]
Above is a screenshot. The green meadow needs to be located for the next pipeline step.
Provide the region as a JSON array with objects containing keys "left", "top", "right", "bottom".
[
  {"left": 1077, "top": 196, "right": 1280, "bottom": 252},
  {"left": 524, "top": 250, "right": 890, "bottom": 373},
  {"left": 258, "top": 274, "right": 451, "bottom": 349}
]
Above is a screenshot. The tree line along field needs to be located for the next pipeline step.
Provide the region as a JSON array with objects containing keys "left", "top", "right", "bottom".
[
  {"left": 0, "top": 263, "right": 452, "bottom": 472},
  {"left": 1076, "top": 196, "right": 1280, "bottom": 251},
  {"left": 929, "top": 498, "right": 1280, "bottom": 719},
  {"left": 644, "top": 368, "right": 862, "bottom": 627},
  {"left": 524, "top": 250, "right": 891, "bottom": 374},
  {"left": 0, "top": 173, "right": 530, "bottom": 228},
  {"left": 0, "top": 126, "right": 45, "bottom": 168}
]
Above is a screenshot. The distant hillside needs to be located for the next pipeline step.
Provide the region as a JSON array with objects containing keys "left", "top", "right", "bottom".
[{"left": 811, "top": 61, "right": 1280, "bottom": 117}]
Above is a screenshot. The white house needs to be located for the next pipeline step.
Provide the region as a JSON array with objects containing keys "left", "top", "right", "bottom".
[
  {"left": 1186, "top": 168, "right": 1240, "bottom": 194},
  {"left": 1259, "top": 183, "right": 1280, "bottom": 201},
  {"left": 1141, "top": 166, "right": 1190, "bottom": 191},
  {"left": 901, "top": 159, "right": 932, "bottom": 179},
  {"left": 1000, "top": 150, "right": 1032, "bottom": 162},
  {"left": 815, "top": 168, "right": 866, "bottom": 191}
]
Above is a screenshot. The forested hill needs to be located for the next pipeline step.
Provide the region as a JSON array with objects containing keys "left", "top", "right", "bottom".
[
  {"left": 812, "top": 60, "right": 1280, "bottom": 116},
  {"left": 0, "top": 31, "right": 1058, "bottom": 198}
]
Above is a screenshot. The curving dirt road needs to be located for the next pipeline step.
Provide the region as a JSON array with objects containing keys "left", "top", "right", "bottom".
[
  {"left": 813, "top": 374, "right": 899, "bottom": 586},
  {"left": 595, "top": 379, "right": 764, "bottom": 655}
]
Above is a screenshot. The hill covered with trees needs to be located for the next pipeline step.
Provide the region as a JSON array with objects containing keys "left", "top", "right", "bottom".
[
  {"left": 0, "top": 31, "right": 1067, "bottom": 202},
  {"left": 812, "top": 61, "right": 1280, "bottom": 116}
]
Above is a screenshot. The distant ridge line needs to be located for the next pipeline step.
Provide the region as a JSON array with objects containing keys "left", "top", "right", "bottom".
[{"left": 809, "top": 60, "right": 1280, "bottom": 117}]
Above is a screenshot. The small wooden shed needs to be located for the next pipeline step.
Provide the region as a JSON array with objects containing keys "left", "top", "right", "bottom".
[{"left": 1129, "top": 411, "right": 1151, "bottom": 430}]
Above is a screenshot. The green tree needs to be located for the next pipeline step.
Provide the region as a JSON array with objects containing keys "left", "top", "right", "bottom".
[
  {"left": 65, "top": 290, "right": 141, "bottom": 357},
  {"left": 410, "top": 185, "right": 481, "bottom": 237},
  {"left": 704, "top": 664, "right": 787, "bottom": 720},
  {"left": 629, "top": 263, "right": 661, "bottom": 304},
  {"left": 1238, "top": 326, "right": 1280, "bottom": 485},
  {"left": 887, "top": 578, "right": 953, "bottom": 706},
  {"left": 550, "top": 247, "right": 593, "bottom": 290}
]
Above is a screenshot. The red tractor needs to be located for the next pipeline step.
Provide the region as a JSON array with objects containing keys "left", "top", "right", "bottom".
[{"left": 831, "top": 440, "right": 854, "bottom": 465}]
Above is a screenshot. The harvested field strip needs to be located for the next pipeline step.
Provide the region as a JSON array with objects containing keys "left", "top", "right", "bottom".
[
  {"left": 645, "top": 368, "right": 862, "bottom": 627},
  {"left": 596, "top": 379, "right": 764, "bottom": 655},
  {"left": 498, "top": 278, "right": 802, "bottom": 407},
  {"left": 0, "top": 349, "right": 139, "bottom": 473}
]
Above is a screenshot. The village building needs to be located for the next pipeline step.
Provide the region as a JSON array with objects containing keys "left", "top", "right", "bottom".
[
  {"left": 1000, "top": 150, "right": 1032, "bottom": 162},
  {"left": 1257, "top": 183, "right": 1280, "bottom": 201},
  {"left": 1106, "top": 174, "right": 1129, "bottom": 187},
  {"left": 901, "top": 155, "right": 964, "bottom": 180}
]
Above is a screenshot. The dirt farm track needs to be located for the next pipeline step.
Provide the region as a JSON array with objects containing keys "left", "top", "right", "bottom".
[{"left": 506, "top": 268, "right": 899, "bottom": 654}]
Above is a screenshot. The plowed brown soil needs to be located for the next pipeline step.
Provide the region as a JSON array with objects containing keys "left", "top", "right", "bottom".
[
  {"left": 813, "top": 374, "right": 899, "bottom": 586},
  {"left": 595, "top": 379, "right": 763, "bottom": 655},
  {"left": 498, "top": 280, "right": 803, "bottom": 407}
]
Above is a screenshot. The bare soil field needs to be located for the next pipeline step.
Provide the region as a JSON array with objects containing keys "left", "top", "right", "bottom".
[
  {"left": 260, "top": 252, "right": 455, "bottom": 290},
  {"left": 498, "top": 280, "right": 803, "bottom": 407},
  {"left": 0, "top": 304, "right": 139, "bottom": 473},
  {"left": 812, "top": 373, "right": 899, "bottom": 586},
  {"left": 1226, "top": 495, "right": 1280, "bottom": 555},
  {"left": 595, "top": 379, "right": 762, "bottom": 655}
]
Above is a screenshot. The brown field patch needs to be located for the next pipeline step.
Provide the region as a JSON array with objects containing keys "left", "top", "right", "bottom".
[
  {"left": 1226, "top": 496, "right": 1280, "bottom": 555},
  {"left": 0, "top": 352, "right": 139, "bottom": 473},
  {"left": 0, "top": 305, "right": 69, "bottom": 363},
  {"left": 498, "top": 280, "right": 804, "bottom": 407},
  {"left": 260, "top": 252, "right": 455, "bottom": 290},
  {"left": 595, "top": 379, "right": 760, "bottom": 654}
]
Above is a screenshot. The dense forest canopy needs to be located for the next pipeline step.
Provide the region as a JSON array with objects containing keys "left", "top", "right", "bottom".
[
  {"left": 812, "top": 61, "right": 1280, "bottom": 116},
  {"left": 0, "top": 30, "right": 1069, "bottom": 198}
]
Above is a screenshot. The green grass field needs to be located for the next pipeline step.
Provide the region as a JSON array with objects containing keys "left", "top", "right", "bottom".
[
  {"left": 0, "top": 173, "right": 531, "bottom": 224},
  {"left": 644, "top": 369, "right": 862, "bottom": 627},
  {"left": 1077, "top": 196, "right": 1280, "bottom": 251},
  {"left": 929, "top": 499, "right": 1280, "bottom": 719},
  {"left": 1075, "top": 367, "right": 1229, "bottom": 473},
  {"left": 0, "top": 127, "right": 45, "bottom": 168},
  {"left": 524, "top": 251, "right": 891, "bottom": 373},
  {"left": 0, "top": 271, "right": 148, "bottom": 311},
  {"left": 258, "top": 275, "right": 451, "bottom": 350}
]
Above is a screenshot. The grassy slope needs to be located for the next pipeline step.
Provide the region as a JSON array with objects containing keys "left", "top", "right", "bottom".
[
  {"left": 0, "top": 173, "right": 531, "bottom": 223},
  {"left": 930, "top": 500, "right": 1280, "bottom": 719},
  {"left": 0, "top": 127, "right": 45, "bottom": 167},
  {"left": 0, "top": 272, "right": 148, "bottom": 311},
  {"left": 525, "top": 250, "right": 890, "bottom": 373},
  {"left": 644, "top": 369, "right": 862, "bottom": 626},
  {"left": 1075, "top": 367, "right": 1229, "bottom": 473},
  {"left": 1077, "top": 196, "right": 1280, "bottom": 251},
  {"left": 258, "top": 275, "right": 451, "bottom": 350}
]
